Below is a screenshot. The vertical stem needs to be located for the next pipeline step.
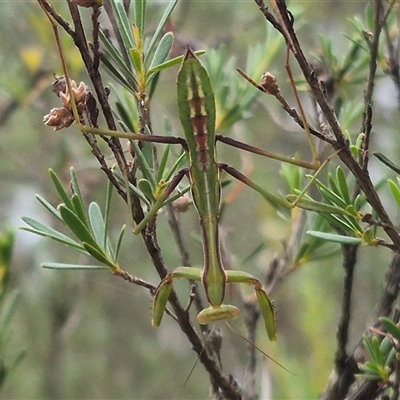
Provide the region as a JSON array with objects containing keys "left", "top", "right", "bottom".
[
  {"left": 243, "top": 300, "right": 260, "bottom": 400},
  {"left": 324, "top": 244, "right": 358, "bottom": 400}
]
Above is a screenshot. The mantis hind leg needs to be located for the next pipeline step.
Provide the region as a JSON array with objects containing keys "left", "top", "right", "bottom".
[{"left": 226, "top": 270, "right": 277, "bottom": 341}]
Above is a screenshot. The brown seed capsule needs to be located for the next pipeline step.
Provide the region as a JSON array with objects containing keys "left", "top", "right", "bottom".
[
  {"left": 59, "top": 80, "right": 89, "bottom": 112},
  {"left": 260, "top": 72, "right": 280, "bottom": 96},
  {"left": 43, "top": 107, "right": 74, "bottom": 131},
  {"left": 44, "top": 78, "right": 91, "bottom": 130}
]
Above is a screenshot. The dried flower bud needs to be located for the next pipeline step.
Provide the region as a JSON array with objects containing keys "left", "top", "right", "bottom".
[
  {"left": 44, "top": 77, "right": 91, "bottom": 131},
  {"left": 43, "top": 107, "right": 74, "bottom": 131},
  {"left": 71, "top": 0, "right": 103, "bottom": 8},
  {"left": 260, "top": 72, "right": 280, "bottom": 96},
  {"left": 51, "top": 77, "right": 89, "bottom": 108},
  {"left": 59, "top": 80, "right": 89, "bottom": 112}
]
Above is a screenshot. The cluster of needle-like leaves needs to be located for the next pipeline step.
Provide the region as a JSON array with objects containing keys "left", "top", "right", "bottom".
[
  {"left": 22, "top": 168, "right": 124, "bottom": 272},
  {"left": 99, "top": 0, "right": 203, "bottom": 98},
  {"left": 357, "top": 317, "right": 400, "bottom": 389}
]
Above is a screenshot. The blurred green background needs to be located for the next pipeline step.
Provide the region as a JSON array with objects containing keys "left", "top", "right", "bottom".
[{"left": 0, "top": 1, "right": 396, "bottom": 399}]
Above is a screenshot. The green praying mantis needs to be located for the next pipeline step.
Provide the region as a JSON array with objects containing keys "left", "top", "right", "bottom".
[
  {"left": 38, "top": 1, "right": 325, "bottom": 343},
  {"left": 148, "top": 49, "right": 319, "bottom": 341},
  {"left": 152, "top": 48, "right": 278, "bottom": 339}
]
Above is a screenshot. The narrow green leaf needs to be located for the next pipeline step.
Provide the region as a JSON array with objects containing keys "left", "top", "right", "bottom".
[
  {"left": 374, "top": 152, "right": 400, "bottom": 174},
  {"left": 380, "top": 317, "right": 400, "bottom": 342},
  {"left": 88, "top": 202, "right": 106, "bottom": 251},
  {"left": 82, "top": 242, "right": 115, "bottom": 270},
  {"left": 99, "top": 29, "right": 136, "bottom": 84},
  {"left": 286, "top": 195, "right": 352, "bottom": 215},
  {"left": 157, "top": 145, "right": 171, "bottom": 182},
  {"left": 355, "top": 372, "right": 381, "bottom": 381},
  {"left": 341, "top": 214, "right": 363, "bottom": 234},
  {"left": 129, "top": 139, "right": 156, "bottom": 188},
  {"left": 336, "top": 167, "right": 351, "bottom": 204},
  {"left": 113, "top": 169, "right": 151, "bottom": 206},
  {"left": 372, "top": 336, "right": 383, "bottom": 366},
  {"left": 148, "top": 65, "right": 160, "bottom": 99},
  {"left": 317, "top": 184, "right": 348, "bottom": 209},
  {"left": 21, "top": 217, "right": 84, "bottom": 250},
  {"left": 328, "top": 172, "right": 340, "bottom": 196},
  {"left": 135, "top": 0, "right": 146, "bottom": 39},
  {"left": 306, "top": 231, "right": 363, "bottom": 245},
  {"left": 345, "top": 204, "right": 359, "bottom": 217},
  {"left": 164, "top": 152, "right": 187, "bottom": 181},
  {"left": 379, "top": 336, "right": 393, "bottom": 357},
  {"left": 349, "top": 144, "right": 360, "bottom": 158},
  {"left": 42, "top": 262, "right": 108, "bottom": 270},
  {"left": 149, "top": 32, "right": 174, "bottom": 72},
  {"left": 59, "top": 205, "right": 98, "bottom": 249},
  {"left": 115, "top": 224, "right": 126, "bottom": 261},
  {"left": 113, "top": 93, "right": 138, "bottom": 132},
  {"left": 363, "top": 335, "right": 378, "bottom": 364},
  {"left": 138, "top": 179, "right": 156, "bottom": 202},
  {"left": 146, "top": 0, "right": 178, "bottom": 58},
  {"left": 100, "top": 53, "right": 135, "bottom": 93},
  {"left": 142, "top": 126, "right": 155, "bottom": 169},
  {"left": 128, "top": 177, "right": 152, "bottom": 216},
  {"left": 319, "top": 213, "right": 358, "bottom": 234},
  {"left": 358, "top": 361, "right": 381, "bottom": 376},
  {"left": 71, "top": 194, "right": 89, "bottom": 227},
  {"left": 49, "top": 169, "right": 73, "bottom": 210},
  {"left": 70, "top": 168, "right": 83, "bottom": 205},
  {"left": 104, "top": 180, "right": 113, "bottom": 250},
  {"left": 385, "top": 347, "right": 396, "bottom": 368},
  {"left": 130, "top": 48, "right": 143, "bottom": 75},
  {"left": 146, "top": 50, "right": 206, "bottom": 76},
  {"left": 354, "top": 193, "right": 367, "bottom": 210},
  {"left": 299, "top": 241, "right": 339, "bottom": 264},
  {"left": 112, "top": 0, "right": 135, "bottom": 51},
  {"left": 362, "top": 228, "right": 378, "bottom": 245},
  {"left": 388, "top": 179, "right": 400, "bottom": 208},
  {"left": 35, "top": 194, "right": 62, "bottom": 222},
  {"left": 133, "top": 194, "right": 168, "bottom": 234}
]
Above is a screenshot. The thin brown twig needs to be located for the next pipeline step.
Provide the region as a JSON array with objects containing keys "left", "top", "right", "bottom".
[
  {"left": 113, "top": 269, "right": 157, "bottom": 292},
  {"left": 243, "top": 300, "right": 260, "bottom": 400},
  {"left": 328, "top": 244, "right": 359, "bottom": 400},
  {"left": 382, "top": 0, "right": 400, "bottom": 117},
  {"left": 358, "top": 0, "right": 385, "bottom": 173}
]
